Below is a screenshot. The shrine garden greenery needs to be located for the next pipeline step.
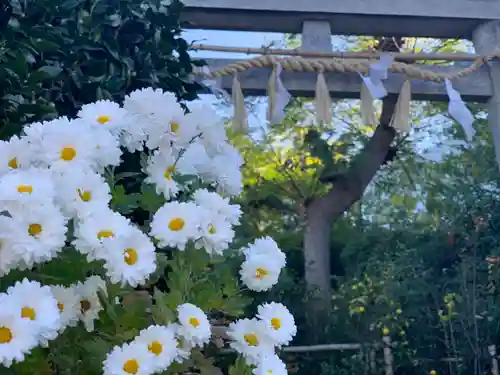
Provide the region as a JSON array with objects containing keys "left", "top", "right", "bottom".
[{"left": 1, "top": 1, "right": 500, "bottom": 375}]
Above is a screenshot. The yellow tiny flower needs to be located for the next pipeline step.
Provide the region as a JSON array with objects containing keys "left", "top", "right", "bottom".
[
  {"left": 396, "top": 308, "right": 402, "bottom": 315},
  {"left": 382, "top": 327, "right": 390, "bottom": 336},
  {"left": 430, "top": 370, "right": 437, "bottom": 375},
  {"left": 359, "top": 306, "right": 365, "bottom": 313}
]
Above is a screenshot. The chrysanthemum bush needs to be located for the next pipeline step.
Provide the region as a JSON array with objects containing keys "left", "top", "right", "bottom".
[{"left": 0, "top": 88, "right": 297, "bottom": 375}]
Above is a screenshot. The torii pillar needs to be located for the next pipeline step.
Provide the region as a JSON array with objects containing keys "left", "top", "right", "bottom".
[
  {"left": 299, "top": 20, "right": 334, "bottom": 306},
  {"left": 473, "top": 21, "right": 500, "bottom": 171}
]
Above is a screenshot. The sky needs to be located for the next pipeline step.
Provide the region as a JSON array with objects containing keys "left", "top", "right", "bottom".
[
  {"left": 181, "top": 29, "right": 287, "bottom": 127},
  {"left": 182, "top": 29, "right": 286, "bottom": 60}
]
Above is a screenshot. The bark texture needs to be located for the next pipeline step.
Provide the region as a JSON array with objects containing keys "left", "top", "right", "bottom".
[{"left": 303, "top": 37, "right": 403, "bottom": 313}]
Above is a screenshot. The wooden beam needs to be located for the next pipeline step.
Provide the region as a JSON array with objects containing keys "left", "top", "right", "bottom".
[
  {"left": 198, "top": 58, "right": 492, "bottom": 102},
  {"left": 181, "top": 0, "right": 499, "bottom": 38}
]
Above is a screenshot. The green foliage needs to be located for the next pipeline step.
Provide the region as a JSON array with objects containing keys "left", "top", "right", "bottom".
[
  {"left": 0, "top": 0, "right": 203, "bottom": 137},
  {"left": 233, "top": 35, "right": 499, "bottom": 375}
]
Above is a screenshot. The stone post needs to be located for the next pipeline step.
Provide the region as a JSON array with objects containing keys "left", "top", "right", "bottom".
[{"left": 472, "top": 21, "right": 500, "bottom": 171}]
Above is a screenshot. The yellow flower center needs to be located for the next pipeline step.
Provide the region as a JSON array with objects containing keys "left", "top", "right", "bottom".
[
  {"left": 57, "top": 302, "right": 64, "bottom": 312},
  {"left": 8, "top": 158, "right": 18, "bottom": 169},
  {"left": 189, "top": 317, "right": 200, "bottom": 327},
  {"left": 17, "top": 184, "right": 33, "bottom": 194},
  {"left": 123, "top": 359, "right": 139, "bottom": 374},
  {"left": 0, "top": 327, "right": 12, "bottom": 343},
  {"left": 255, "top": 267, "right": 268, "bottom": 280},
  {"left": 164, "top": 166, "right": 176, "bottom": 180},
  {"left": 168, "top": 218, "right": 185, "bottom": 231},
  {"left": 170, "top": 121, "right": 180, "bottom": 134},
  {"left": 244, "top": 333, "right": 259, "bottom": 347},
  {"left": 28, "top": 223, "right": 42, "bottom": 237},
  {"left": 148, "top": 341, "right": 163, "bottom": 356},
  {"left": 97, "top": 230, "right": 115, "bottom": 240},
  {"left": 271, "top": 318, "right": 281, "bottom": 330},
  {"left": 21, "top": 306, "right": 36, "bottom": 320},
  {"left": 208, "top": 224, "right": 216, "bottom": 235},
  {"left": 60, "top": 147, "right": 77, "bottom": 161},
  {"left": 124, "top": 248, "right": 138, "bottom": 266},
  {"left": 97, "top": 114, "right": 111, "bottom": 124},
  {"left": 80, "top": 300, "right": 91, "bottom": 313},
  {"left": 78, "top": 189, "right": 92, "bottom": 202}
]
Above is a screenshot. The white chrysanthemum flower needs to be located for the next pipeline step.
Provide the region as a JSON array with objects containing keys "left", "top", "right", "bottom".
[
  {"left": 54, "top": 168, "right": 111, "bottom": 219},
  {"left": 121, "top": 88, "right": 169, "bottom": 152},
  {"left": 123, "top": 87, "right": 170, "bottom": 119},
  {"left": 140, "top": 92, "right": 204, "bottom": 151},
  {"left": 217, "top": 142, "right": 244, "bottom": 168},
  {"left": 91, "top": 125, "right": 123, "bottom": 170},
  {"left": 141, "top": 92, "right": 187, "bottom": 150},
  {"left": 101, "top": 227, "right": 157, "bottom": 287},
  {"left": 103, "top": 341, "right": 155, "bottom": 375},
  {"left": 227, "top": 318, "right": 275, "bottom": 365},
  {"left": 5, "top": 279, "right": 61, "bottom": 344},
  {"left": 0, "top": 167, "right": 55, "bottom": 208},
  {"left": 77, "top": 99, "right": 128, "bottom": 136},
  {"left": 0, "top": 215, "right": 23, "bottom": 276},
  {"left": 50, "top": 285, "right": 80, "bottom": 330},
  {"left": 0, "top": 239, "right": 21, "bottom": 277},
  {"left": 190, "top": 103, "right": 228, "bottom": 156},
  {"left": 150, "top": 202, "right": 201, "bottom": 250},
  {"left": 239, "top": 255, "right": 283, "bottom": 292},
  {"left": 144, "top": 148, "right": 199, "bottom": 200},
  {"left": 164, "top": 103, "right": 206, "bottom": 149},
  {"left": 243, "top": 237, "right": 286, "bottom": 269},
  {"left": 135, "top": 324, "right": 178, "bottom": 372},
  {"left": 257, "top": 303, "right": 297, "bottom": 346},
  {"left": 195, "top": 210, "right": 234, "bottom": 255},
  {"left": 193, "top": 188, "right": 241, "bottom": 225},
  {"left": 176, "top": 303, "right": 211, "bottom": 348},
  {"left": 21, "top": 121, "right": 46, "bottom": 157},
  {"left": 0, "top": 135, "right": 33, "bottom": 176},
  {"left": 217, "top": 167, "right": 243, "bottom": 197},
  {"left": 253, "top": 354, "right": 288, "bottom": 375},
  {"left": 177, "top": 141, "right": 211, "bottom": 174},
  {"left": 38, "top": 117, "right": 98, "bottom": 172},
  {"left": 2, "top": 203, "right": 67, "bottom": 269},
  {"left": 0, "top": 310, "right": 38, "bottom": 368},
  {"left": 120, "top": 112, "right": 149, "bottom": 152},
  {"left": 169, "top": 323, "right": 192, "bottom": 363},
  {"left": 75, "top": 275, "right": 107, "bottom": 332},
  {"left": 73, "top": 208, "right": 133, "bottom": 260},
  {"left": 202, "top": 157, "right": 243, "bottom": 198}
]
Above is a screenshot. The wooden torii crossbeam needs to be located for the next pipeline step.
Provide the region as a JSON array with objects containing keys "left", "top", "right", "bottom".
[{"left": 181, "top": 0, "right": 500, "bottom": 38}]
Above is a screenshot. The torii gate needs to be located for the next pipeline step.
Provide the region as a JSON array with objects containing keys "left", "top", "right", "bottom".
[
  {"left": 179, "top": 0, "right": 500, "bottom": 308},
  {"left": 181, "top": 0, "right": 500, "bottom": 146}
]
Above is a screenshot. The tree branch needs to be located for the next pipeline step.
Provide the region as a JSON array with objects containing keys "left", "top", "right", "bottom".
[
  {"left": 313, "top": 97, "right": 397, "bottom": 220},
  {"left": 311, "top": 36, "right": 402, "bottom": 221}
]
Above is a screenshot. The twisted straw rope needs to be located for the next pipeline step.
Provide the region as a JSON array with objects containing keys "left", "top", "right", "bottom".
[{"left": 198, "top": 49, "right": 500, "bottom": 82}]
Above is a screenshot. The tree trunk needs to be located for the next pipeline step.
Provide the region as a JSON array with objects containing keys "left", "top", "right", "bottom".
[
  {"left": 302, "top": 37, "right": 404, "bottom": 323},
  {"left": 303, "top": 97, "right": 398, "bottom": 313}
]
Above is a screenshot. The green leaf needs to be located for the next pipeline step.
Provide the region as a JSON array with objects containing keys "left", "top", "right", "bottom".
[
  {"left": 191, "top": 350, "right": 223, "bottom": 375},
  {"left": 229, "top": 357, "right": 253, "bottom": 375},
  {"left": 152, "top": 288, "right": 177, "bottom": 324},
  {"left": 139, "top": 183, "right": 166, "bottom": 213},
  {"left": 111, "top": 185, "right": 140, "bottom": 214}
]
